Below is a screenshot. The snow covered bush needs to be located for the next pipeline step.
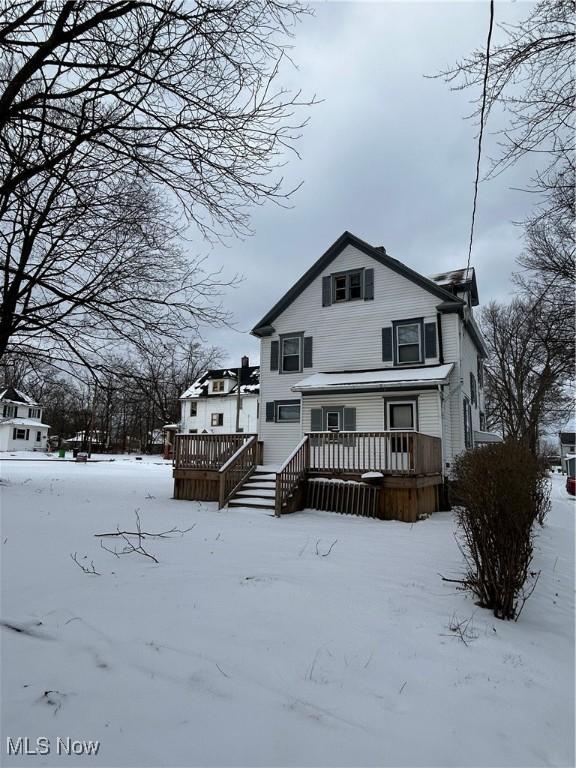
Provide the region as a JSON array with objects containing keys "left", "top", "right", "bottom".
[{"left": 451, "top": 440, "right": 550, "bottom": 620}]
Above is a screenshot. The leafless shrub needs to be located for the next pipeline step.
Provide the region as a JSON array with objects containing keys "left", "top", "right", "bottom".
[{"left": 450, "top": 440, "right": 550, "bottom": 620}]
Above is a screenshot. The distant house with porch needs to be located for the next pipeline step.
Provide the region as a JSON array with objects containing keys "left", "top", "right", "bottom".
[
  {"left": 0, "top": 387, "right": 50, "bottom": 452},
  {"left": 173, "top": 232, "right": 497, "bottom": 521},
  {"left": 180, "top": 358, "right": 259, "bottom": 435}
]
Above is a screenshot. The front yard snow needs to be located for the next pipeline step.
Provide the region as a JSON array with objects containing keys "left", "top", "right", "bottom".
[{"left": 1, "top": 458, "right": 574, "bottom": 767}]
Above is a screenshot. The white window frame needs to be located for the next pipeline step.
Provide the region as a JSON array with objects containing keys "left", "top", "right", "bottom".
[
  {"left": 3, "top": 404, "right": 17, "bottom": 418},
  {"left": 281, "top": 336, "right": 302, "bottom": 373},
  {"left": 386, "top": 401, "right": 416, "bottom": 431},
  {"left": 211, "top": 380, "right": 224, "bottom": 393},
  {"left": 13, "top": 428, "right": 29, "bottom": 440},
  {"left": 210, "top": 412, "right": 223, "bottom": 427},
  {"left": 395, "top": 322, "right": 422, "bottom": 364},
  {"left": 190, "top": 401, "right": 197, "bottom": 416},
  {"left": 326, "top": 411, "right": 341, "bottom": 431}
]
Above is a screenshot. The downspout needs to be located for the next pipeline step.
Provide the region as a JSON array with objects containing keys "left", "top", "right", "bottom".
[{"left": 436, "top": 313, "right": 444, "bottom": 365}]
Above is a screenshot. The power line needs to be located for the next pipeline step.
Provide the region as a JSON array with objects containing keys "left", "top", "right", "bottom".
[{"left": 466, "top": 0, "right": 495, "bottom": 277}]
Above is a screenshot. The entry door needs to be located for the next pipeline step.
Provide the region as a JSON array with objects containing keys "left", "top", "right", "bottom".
[{"left": 385, "top": 400, "right": 416, "bottom": 471}]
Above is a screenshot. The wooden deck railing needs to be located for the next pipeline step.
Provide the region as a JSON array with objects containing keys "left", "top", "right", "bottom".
[
  {"left": 173, "top": 433, "right": 256, "bottom": 471},
  {"left": 306, "top": 431, "right": 442, "bottom": 475},
  {"left": 218, "top": 435, "right": 259, "bottom": 509},
  {"left": 275, "top": 435, "right": 310, "bottom": 517}
]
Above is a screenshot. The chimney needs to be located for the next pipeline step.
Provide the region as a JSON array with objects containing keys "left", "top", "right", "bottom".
[
  {"left": 241, "top": 355, "right": 249, "bottom": 368},
  {"left": 375, "top": 245, "right": 387, "bottom": 255}
]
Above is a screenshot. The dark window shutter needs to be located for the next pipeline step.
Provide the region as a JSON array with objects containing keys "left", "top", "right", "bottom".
[
  {"left": 424, "top": 322, "right": 437, "bottom": 359},
  {"left": 343, "top": 407, "right": 356, "bottom": 431},
  {"left": 382, "top": 327, "right": 393, "bottom": 362},
  {"left": 12, "top": 428, "right": 16, "bottom": 440},
  {"left": 470, "top": 372, "right": 476, "bottom": 406},
  {"left": 477, "top": 356, "right": 483, "bottom": 388},
  {"left": 364, "top": 268, "right": 374, "bottom": 300},
  {"left": 270, "top": 340, "right": 279, "bottom": 371},
  {"left": 303, "top": 336, "right": 313, "bottom": 368},
  {"left": 265, "top": 402, "right": 275, "bottom": 422},
  {"left": 310, "top": 408, "right": 322, "bottom": 431},
  {"left": 25, "top": 429, "right": 29, "bottom": 440},
  {"left": 322, "top": 276, "right": 332, "bottom": 307}
]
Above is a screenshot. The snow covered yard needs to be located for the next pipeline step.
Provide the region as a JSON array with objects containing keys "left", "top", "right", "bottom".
[{"left": 1, "top": 458, "right": 574, "bottom": 768}]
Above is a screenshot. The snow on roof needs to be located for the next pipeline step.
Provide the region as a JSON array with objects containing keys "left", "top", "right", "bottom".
[
  {"left": 0, "top": 386, "right": 39, "bottom": 406},
  {"left": 181, "top": 366, "right": 260, "bottom": 399},
  {"left": 163, "top": 423, "right": 179, "bottom": 430},
  {"left": 292, "top": 364, "right": 454, "bottom": 393},
  {"left": 0, "top": 417, "right": 50, "bottom": 428},
  {"left": 429, "top": 267, "right": 474, "bottom": 286},
  {"left": 474, "top": 430, "right": 503, "bottom": 443}
]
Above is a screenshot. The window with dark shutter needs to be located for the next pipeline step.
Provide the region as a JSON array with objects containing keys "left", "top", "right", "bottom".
[
  {"left": 310, "top": 408, "right": 322, "bottom": 432},
  {"left": 270, "top": 340, "right": 279, "bottom": 371},
  {"left": 463, "top": 398, "right": 473, "bottom": 449},
  {"left": 424, "top": 322, "right": 437, "bottom": 359},
  {"left": 364, "top": 268, "right": 374, "bottom": 300},
  {"left": 382, "top": 327, "right": 393, "bottom": 362},
  {"left": 322, "top": 276, "right": 332, "bottom": 307},
  {"left": 303, "top": 337, "right": 313, "bottom": 368},
  {"left": 343, "top": 407, "right": 356, "bottom": 431},
  {"left": 470, "top": 372, "right": 477, "bottom": 406}
]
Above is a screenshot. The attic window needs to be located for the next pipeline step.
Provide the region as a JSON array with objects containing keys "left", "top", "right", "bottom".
[
  {"left": 212, "top": 380, "right": 224, "bottom": 393},
  {"left": 332, "top": 270, "right": 363, "bottom": 302},
  {"left": 3, "top": 405, "right": 17, "bottom": 418}
]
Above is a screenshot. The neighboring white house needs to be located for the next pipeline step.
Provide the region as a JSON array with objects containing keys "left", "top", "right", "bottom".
[
  {"left": 251, "top": 231, "right": 491, "bottom": 468},
  {"left": 0, "top": 387, "right": 50, "bottom": 452},
  {"left": 180, "top": 358, "right": 259, "bottom": 434},
  {"left": 559, "top": 416, "right": 576, "bottom": 473}
]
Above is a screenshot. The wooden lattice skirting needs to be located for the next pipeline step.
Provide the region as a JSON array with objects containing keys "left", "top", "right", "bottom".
[{"left": 306, "top": 478, "right": 379, "bottom": 518}]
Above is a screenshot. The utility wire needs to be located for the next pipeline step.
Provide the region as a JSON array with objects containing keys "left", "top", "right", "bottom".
[{"left": 466, "top": 0, "right": 495, "bottom": 277}]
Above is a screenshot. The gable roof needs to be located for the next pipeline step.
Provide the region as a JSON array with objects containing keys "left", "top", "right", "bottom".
[
  {"left": 0, "top": 386, "right": 38, "bottom": 406},
  {"left": 251, "top": 231, "right": 466, "bottom": 337},
  {"left": 180, "top": 366, "right": 260, "bottom": 399}
]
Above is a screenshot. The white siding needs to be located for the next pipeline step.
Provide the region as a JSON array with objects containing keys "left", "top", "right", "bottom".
[
  {"left": 257, "top": 242, "right": 486, "bottom": 469},
  {"left": 181, "top": 394, "right": 258, "bottom": 435},
  {"left": 0, "top": 424, "right": 48, "bottom": 452},
  {"left": 267, "top": 244, "right": 442, "bottom": 373},
  {"left": 301, "top": 390, "right": 441, "bottom": 436}
]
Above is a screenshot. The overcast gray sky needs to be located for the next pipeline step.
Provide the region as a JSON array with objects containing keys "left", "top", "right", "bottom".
[{"left": 195, "top": 1, "right": 538, "bottom": 367}]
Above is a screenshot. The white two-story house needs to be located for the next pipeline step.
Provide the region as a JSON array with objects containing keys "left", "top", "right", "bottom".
[
  {"left": 251, "top": 231, "right": 488, "bottom": 470},
  {"left": 180, "top": 358, "right": 259, "bottom": 435},
  {"left": 0, "top": 387, "right": 50, "bottom": 452}
]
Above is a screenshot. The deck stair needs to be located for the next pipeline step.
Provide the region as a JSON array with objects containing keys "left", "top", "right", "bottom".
[{"left": 227, "top": 467, "right": 277, "bottom": 510}]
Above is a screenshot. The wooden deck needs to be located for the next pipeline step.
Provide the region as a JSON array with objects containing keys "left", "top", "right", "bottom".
[{"left": 173, "top": 431, "right": 444, "bottom": 522}]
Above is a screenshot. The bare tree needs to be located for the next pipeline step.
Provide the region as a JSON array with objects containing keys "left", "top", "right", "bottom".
[
  {"left": 481, "top": 298, "right": 573, "bottom": 453},
  {"left": 0, "top": 1, "right": 314, "bottom": 367},
  {"left": 437, "top": 0, "right": 574, "bottom": 183},
  {"left": 514, "top": 162, "right": 575, "bottom": 365}
]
